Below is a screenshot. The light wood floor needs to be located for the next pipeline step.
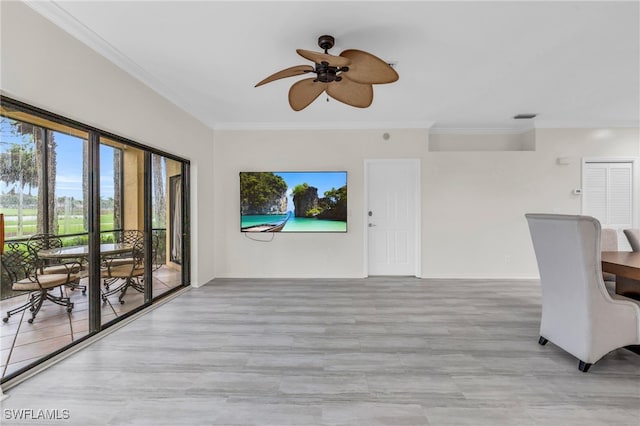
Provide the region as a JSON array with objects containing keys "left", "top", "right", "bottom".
[
  {"left": 2, "top": 277, "right": 639, "bottom": 425},
  {"left": 0, "top": 266, "right": 182, "bottom": 379}
]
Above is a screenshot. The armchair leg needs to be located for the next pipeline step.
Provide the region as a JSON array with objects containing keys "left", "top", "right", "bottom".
[
  {"left": 66, "top": 280, "right": 87, "bottom": 295},
  {"left": 3, "top": 293, "right": 38, "bottom": 323},
  {"left": 538, "top": 336, "right": 548, "bottom": 345},
  {"left": 3, "top": 289, "right": 74, "bottom": 324},
  {"left": 102, "top": 276, "right": 144, "bottom": 304},
  {"left": 28, "top": 292, "right": 47, "bottom": 323},
  {"left": 578, "top": 361, "right": 592, "bottom": 373}
]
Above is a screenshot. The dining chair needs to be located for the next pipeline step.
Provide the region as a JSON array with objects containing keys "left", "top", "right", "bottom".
[
  {"left": 2, "top": 242, "right": 79, "bottom": 323},
  {"left": 102, "top": 229, "right": 143, "bottom": 269},
  {"left": 103, "top": 230, "right": 160, "bottom": 270},
  {"left": 525, "top": 213, "right": 640, "bottom": 372},
  {"left": 101, "top": 236, "right": 145, "bottom": 304},
  {"left": 600, "top": 228, "right": 618, "bottom": 291},
  {"left": 120, "top": 229, "right": 144, "bottom": 246},
  {"left": 27, "top": 233, "right": 86, "bottom": 295},
  {"left": 101, "top": 229, "right": 144, "bottom": 292},
  {"left": 623, "top": 229, "right": 640, "bottom": 252},
  {"left": 150, "top": 232, "right": 161, "bottom": 271}
]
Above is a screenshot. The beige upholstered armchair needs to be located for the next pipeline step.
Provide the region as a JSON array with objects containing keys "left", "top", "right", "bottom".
[
  {"left": 525, "top": 214, "right": 640, "bottom": 372},
  {"left": 600, "top": 228, "right": 618, "bottom": 288},
  {"left": 624, "top": 229, "right": 640, "bottom": 252}
]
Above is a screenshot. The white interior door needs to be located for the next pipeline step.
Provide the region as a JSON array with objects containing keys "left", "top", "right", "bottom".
[{"left": 366, "top": 159, "right": 420, "bottom": 276}]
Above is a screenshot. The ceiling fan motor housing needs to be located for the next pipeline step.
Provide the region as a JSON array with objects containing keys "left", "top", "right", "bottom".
[
  {"left": 315, "top": 36, "right": 347, "bottom": 83},
  {"left": 315, "top": 63, "right": 346, "bottom": 83},
  {"left": 318, "top": 35, "right": 335, "bottom": 52}
]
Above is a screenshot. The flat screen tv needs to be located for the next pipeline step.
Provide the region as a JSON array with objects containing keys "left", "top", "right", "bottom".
[{"left": 240, "top": 171, "right": 347, "bottom": 233}]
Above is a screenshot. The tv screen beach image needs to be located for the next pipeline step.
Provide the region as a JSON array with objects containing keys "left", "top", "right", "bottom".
[{"left": 240, "top": 171, "right": 347, "bottom": 233}]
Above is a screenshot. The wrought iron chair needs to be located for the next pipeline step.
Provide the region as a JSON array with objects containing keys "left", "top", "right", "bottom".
[
  {"left": 101, "top": 235, "right": 145, "bottom": 304},
  {"left": 102, "top": 229, "right": 143, "bottom": 290},
  {"left": 27, "top": 233, "right": 86, "bottom": 295},
  {"left": 150, "top": 232, "right": 161, "bottom": 271},
  {"left": 2, "top": 242, "right": 80, "bottom": 323}
]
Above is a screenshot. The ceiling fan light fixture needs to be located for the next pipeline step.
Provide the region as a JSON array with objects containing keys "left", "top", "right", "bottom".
[{"left": 255, "top": 34, "right": 399, "bottom": 111}]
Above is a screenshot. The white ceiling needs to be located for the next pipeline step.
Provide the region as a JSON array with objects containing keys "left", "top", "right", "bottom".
[{"left": 26, "top": 1, "right": 640, "bottom": 131}]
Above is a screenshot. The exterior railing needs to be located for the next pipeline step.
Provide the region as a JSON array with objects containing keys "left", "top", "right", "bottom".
[{"left": 1, "top": 228, "right": 167, "bottom": 300}]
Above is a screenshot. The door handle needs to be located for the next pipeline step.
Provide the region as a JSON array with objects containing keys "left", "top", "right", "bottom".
[{"left": 368, "top": 223, "right": 376, "bottom": 227}]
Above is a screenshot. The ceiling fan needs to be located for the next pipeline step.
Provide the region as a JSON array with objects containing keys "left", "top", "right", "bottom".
[{"left": 255, "top": 35, "right": 399, "bottom": 111}]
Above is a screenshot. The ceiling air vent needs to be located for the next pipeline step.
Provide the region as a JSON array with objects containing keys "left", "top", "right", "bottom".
[{"left": 513, "top": 113, "right": 537, "bottom": 119}]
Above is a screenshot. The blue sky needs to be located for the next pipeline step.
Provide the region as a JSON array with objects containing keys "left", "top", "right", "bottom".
[
  {"left": 54, "top": 133, "right": 116, "bottom": 200},
  {"left": 274, "top": 171, "right": 347, "bottom": 212},
  {"left": 0, "top": 118, "right": 115, "bottom": 200}
]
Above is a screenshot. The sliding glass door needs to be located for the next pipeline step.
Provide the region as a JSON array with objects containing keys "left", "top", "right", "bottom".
[
  {"left": 0, "top": 97, "right": 190, "bottom": 385},
  {"left": 99, "top": 138, "right": 146, "bottom": 324},
  {"left": 0, "top": 109, "right": 93, "bottom": 378},
  {"left": 150, "top": 154, "right": 183, "bottom": 299}
]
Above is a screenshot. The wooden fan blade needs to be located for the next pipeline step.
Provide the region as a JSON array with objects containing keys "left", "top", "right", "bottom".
[
  {"left": 288, "top": 78, "right": 327, "bottom": 111},
  {"left": 339, "top": 49, "right": 399, "bottom": 84},
  {"left": 255, "top": 65, "right": 314, "bottom": 87},
  {"left": 326, "top": 78, "right": 373, "bottom": 108},
  {"left": 296, "top": 49, "right": 351, "bottom": 67}
]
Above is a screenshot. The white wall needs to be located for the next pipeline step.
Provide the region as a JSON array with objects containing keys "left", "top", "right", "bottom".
[
  {"left": 4, "top": 2, "right": 637, "bottom": 282},
  {"left": 214, "top": 127, "right": 639, "bottom": 279},
  {"left": 1, "top": 2, "right": 216, "bottom": 286},
  {"left": 424, "top": 128, "right": 639, "bottom": 278},
  {"left": 213, "top": 129, "right": 429, "bottom": 278}
]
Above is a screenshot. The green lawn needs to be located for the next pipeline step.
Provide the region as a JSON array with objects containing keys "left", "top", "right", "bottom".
[
  {"left": 1, "top": 208, "right": 37, "bottom": 216},
  {"left": 1, "top": 212, "right": 115, "bottom": 238}
]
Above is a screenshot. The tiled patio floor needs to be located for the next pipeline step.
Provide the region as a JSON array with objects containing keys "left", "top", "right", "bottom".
[{"left": 0, "top": 266, "right": 182, "bottom": 380}]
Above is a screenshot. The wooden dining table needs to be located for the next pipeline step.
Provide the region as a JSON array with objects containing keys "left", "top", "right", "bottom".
[{"left": 601, "top": 251, "right": 640, "bottom": 300}]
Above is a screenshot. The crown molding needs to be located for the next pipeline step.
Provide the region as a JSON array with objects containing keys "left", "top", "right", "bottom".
[
  {"left": 429, "top": 126, "right": 535, "bottom": 135},
  {"left": 533, "top": 119, "right": 640, "bottom": 129},
  {"left": 430, "top": 119, "right": 640, "bottom": 135},
  {"left": 24, "top": 1, "right": 156, "bottom": 89},
  {"left": 20, "top": 2, "right": 640, "bottom": 134},
  {"left": 23, "top": 0, "right": 211, "bottom": 128},
  {"left": 212, "top": 121, "right": 436, "bottom": 131}
]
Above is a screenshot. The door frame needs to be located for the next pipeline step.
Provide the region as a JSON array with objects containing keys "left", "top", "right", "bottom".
[{"left": 363, "top": 159, "right": 422, "bottom": 277}]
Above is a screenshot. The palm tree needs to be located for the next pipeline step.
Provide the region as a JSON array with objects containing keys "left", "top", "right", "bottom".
[
  {"left": 44, "top": 131, "right": 57, "bottom": 234},
  {"left": 0, "top": 121, "right": 43, "bottom": 236},
  {"left": 113, "top": 148, "right": 122, "bottom": 230},
  {"left": 152, "top": 154, "right": 166, "bottom": 228}
]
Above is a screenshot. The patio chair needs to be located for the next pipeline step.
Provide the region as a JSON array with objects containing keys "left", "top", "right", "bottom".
[
  {"left": 101, "top": 235, "right": 145, "bottom": 304},
  {"left": 103, "top": 230, "right": 161, "bottom": 271},
  {"left": 150, "top": 232, "right": 161, "bottom": 271},
  {"left": 102, "top": 229, "right": 143, "bottom": 290},
  {"left": 27, "top": 233, "right": 86, "bottom": 295},
  {"left": 2, "top": 242, "right": 80, "bottom": 323}
]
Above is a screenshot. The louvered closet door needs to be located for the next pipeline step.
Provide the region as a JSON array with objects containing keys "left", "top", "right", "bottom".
[{"left": 583, "top": 162, "right": 634, "bottom": 250}]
